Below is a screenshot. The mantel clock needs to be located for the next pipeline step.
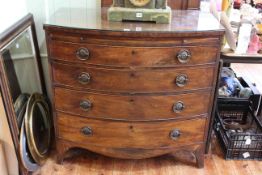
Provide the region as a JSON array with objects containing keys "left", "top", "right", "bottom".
[{"left": 108, "top": 0, "right": 171, "bottom": 23}]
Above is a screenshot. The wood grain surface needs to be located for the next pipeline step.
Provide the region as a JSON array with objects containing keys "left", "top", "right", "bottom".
[
  {"left": 101, "top": 0, "right": 201, "bottom": 10},
  {"left": 47, "top": 33, "right": 221, "bottom": 47},
  {"left": 57, "top": 139, "right": 204, "bottom": 162},
  {"left": 52, "top": 62, "right": 216, "bottom": 93},
  {"left": 54, "top": 87, "right": 212, "bottom": 120},
  {"left": 44, "top": 7, "right": 224, "bottom": 168},
  {"left": 49, "top": 41, "right": 218, "bottom": 67},
  {"left": 34, "top": 138, "right": 262, "bottom": 175},
  {"left": 43, "top": 8, "right": 224, "bottom": 38},
  {"left": 57, "top": 113, "right": 206, "bottom": 149}
]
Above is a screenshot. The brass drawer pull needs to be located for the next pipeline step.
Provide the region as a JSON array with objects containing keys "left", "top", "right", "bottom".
[
  {"left": 177, "top": 49, "right": 191, "bottom": 64},
  {"left": 76, "top": 47, "right": 90, "bottom": 60},
  {"left": 176, "top": 74, "right": 188, "bottom": 87},
  {"left": 170, "top": 129, "right": 181, "bottom": 140},
  {"left": 81, "top": 127, "right": 92, "bottom": 136},
  {"left": 78, "top": 72, "right": 91, "bottom": 84},
  {"left": 80, "top": 100, "right": 92, "bottom": 111},
  {"left": 173, "top": 101, "right": 185, "bottom": 113}
]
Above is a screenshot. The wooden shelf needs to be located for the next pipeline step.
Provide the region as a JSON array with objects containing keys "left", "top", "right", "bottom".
[{"left": 221, "top": 49, "right": 262, "bottom": 64}]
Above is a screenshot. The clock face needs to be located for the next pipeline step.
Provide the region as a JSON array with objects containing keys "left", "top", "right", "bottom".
[{"left": 129, "top": 0, "right": 151, "bottom": 7}]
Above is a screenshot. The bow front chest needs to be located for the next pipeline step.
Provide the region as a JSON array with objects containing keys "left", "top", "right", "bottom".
[{"left": 44, "top": 8, "right": 224, "bottom": 168}]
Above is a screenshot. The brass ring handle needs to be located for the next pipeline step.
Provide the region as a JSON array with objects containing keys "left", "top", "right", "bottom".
[
  {"left": 173, "top": 101, "right": 185, "bottom": 113},
  {"left": 76, "top": 47, "right": 90, "bottom": 60},
  {"left": 177, "top": 49, "right": 191, "bottom": 64},
  {"left": 81, "top": 127, "right": 92, "bottom": 136},
  {"left": 80, "top": 100, "right": 92, "bottom": 111},
  {"left": 78, "top": 72, "right": 91, "bottom": 84},
  {"left": 176, "top": 74, "right": 188, "bottom": 87},
  {"left": 170, "top": 129, "right": 181, "bottom": 140}
]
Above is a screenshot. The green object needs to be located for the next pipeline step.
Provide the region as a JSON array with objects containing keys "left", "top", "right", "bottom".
[{"left": 108, "top": 6, "right": 171, "bottom": 24}]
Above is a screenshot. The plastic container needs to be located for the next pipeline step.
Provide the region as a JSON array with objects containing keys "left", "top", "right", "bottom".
[{"left": 214, "top": 100, "right": 262, "bottom": 160}]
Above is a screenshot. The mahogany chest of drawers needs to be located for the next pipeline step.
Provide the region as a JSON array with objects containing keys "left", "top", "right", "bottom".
[{"left": 44, "top": 8, "right": 224, "bottom": 168}]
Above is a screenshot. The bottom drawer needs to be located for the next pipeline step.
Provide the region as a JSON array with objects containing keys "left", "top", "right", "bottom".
[{"left": 57, "top": 112, "right": 206, "bottom": 149}]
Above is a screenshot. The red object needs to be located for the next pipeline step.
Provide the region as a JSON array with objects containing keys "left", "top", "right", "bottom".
[
  {"left": 234, "top": 0, "right": 242, "bottom": 9},
  {"left": 255, "top": 3, "right": 262, "bottom": 10},
  {"left": 248, "top": 34, "right": 262, "bottom": 54}
]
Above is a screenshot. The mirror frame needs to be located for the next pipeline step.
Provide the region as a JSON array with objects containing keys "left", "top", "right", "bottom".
[{"left": 0, "top": 13, "right": 46, "bottom": 175}]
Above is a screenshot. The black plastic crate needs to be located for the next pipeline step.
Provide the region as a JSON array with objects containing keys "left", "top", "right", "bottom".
[
  {"left": 218, "top": 76, "right": 261, "bottom": 116},
  {"left": 214, "top": 100, "right": 262, "bottom": 160}
]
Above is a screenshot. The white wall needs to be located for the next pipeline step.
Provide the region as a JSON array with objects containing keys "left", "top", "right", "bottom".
[
  {"left": 25, "top": 0, "right": 100, "bottom": 52},
  {"left": 25, "top": 0, "right": 101, "bottom": 98},
  {"left": 0, "top": 0, "right": 27, "bottom": 33}
]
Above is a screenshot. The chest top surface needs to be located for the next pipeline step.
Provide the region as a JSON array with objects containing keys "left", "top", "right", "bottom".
[{"left": 44, "top": 7, "right": 224, "bottom": 35}]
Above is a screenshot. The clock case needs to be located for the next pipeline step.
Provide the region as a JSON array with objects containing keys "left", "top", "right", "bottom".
[{"left": 108, "top": 0, "right": 171, "bottom": 24}]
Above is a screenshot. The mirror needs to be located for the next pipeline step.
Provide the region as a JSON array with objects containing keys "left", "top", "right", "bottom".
[
  {"left": 0, "top": 26, "right": 43, "bottom": 110},
  {"left": 0, "top": 14, "right": 48, "bottom": 174}
]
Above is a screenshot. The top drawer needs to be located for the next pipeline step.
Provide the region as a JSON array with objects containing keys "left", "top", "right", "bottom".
[{"left": 48, "top": 40, "right": 218, "bottom": 67}]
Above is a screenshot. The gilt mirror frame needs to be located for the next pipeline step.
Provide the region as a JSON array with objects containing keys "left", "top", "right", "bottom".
[{"left": 0, "top": 13, "right": 46, "bottom": 175}]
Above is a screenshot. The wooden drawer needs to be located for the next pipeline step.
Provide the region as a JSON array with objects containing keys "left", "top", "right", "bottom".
[
  {"left": 52, "top": 62, "right": 216, "bottom": 93},
  {"left": 54, "top": 87, "right": 212, "bottom": 120},
  {"left": 48, "top": 40, "right": 218, "bottom": 67},
  {"left": 57, "top": 113, "right": 206, "bottom": 149}
]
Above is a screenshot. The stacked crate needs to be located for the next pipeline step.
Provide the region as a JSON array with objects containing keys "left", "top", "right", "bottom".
[{"left": 215, "top": 74, "right": 262, "bottom": 160}]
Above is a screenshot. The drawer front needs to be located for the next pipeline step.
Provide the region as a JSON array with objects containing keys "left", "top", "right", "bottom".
[
  {"left": 54, "top": 87, "right": 212, "bottom": 120},
  {"left": 48, "top": 41, "right": 218, "bottom": 67},
  {"left": 53, "top": 63, "right": 216, "bottom": 93},
  {"left": 57, "top": 113, "right": 206, "bottom": 148}
]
